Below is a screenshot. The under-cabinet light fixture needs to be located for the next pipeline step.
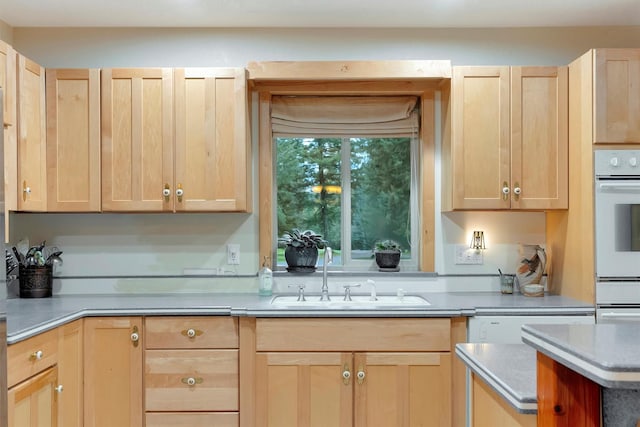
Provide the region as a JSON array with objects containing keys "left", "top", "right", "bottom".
[{"left": 470, "top": 230, "right": 486, "bottom": 252}]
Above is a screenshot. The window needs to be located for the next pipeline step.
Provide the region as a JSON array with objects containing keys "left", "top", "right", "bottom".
[{"left": 272, "top": 95, "right": 420, "bottom": 270}]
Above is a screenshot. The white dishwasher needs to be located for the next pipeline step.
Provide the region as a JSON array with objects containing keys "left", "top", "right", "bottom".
[
  {"left": 464, "top": 314, "right": 595, "bottom": 427},
  {"left": 467, "top": 314, "right": 595, "bottom": 343}
]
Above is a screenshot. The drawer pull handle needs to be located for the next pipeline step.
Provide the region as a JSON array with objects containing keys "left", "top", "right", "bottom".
[
  {"left": 55, "top": 385, "right": 64, "bottom": 393},
  {"left": 182, "top": 377, "right": 203, "bottom": 386},
  {"left": 181, "top": 328, "right": 203, "bottom": 338},
  {"left": 29, "top": 350, "right": 43, "bottom": 361}
]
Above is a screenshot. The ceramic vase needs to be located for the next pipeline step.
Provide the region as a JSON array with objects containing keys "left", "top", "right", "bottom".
[{"left": 515, "top": 244, "right": 546, "bottom": 289}]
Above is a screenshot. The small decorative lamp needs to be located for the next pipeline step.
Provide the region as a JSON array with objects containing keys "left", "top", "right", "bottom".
[{"left": 470, "top": 231, "right": 486, "bottom": 252}]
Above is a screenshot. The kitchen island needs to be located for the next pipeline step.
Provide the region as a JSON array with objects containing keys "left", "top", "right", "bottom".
[{"left": 522, "top": 323, "right": 640, "bottom": 426}]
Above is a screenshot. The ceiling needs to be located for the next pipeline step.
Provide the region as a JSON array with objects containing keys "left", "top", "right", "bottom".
[{"left": 1, "top": 0, "right": 639, "bottom": 28}]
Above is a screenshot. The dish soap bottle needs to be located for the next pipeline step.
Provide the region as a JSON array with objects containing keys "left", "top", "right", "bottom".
[{"left": 258, "top": 256, "right": 273, "bottom": 296}]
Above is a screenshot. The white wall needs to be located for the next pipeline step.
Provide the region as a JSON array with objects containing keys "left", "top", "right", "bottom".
[
  {"left": 0, "top": 20, "right": 12, "bottom": 44},
  {"left": 7, "top": 26, "right": 637, "bottom": 292},
  {"left": 11, "top": 26, "right": 640, "bottom": 68}
]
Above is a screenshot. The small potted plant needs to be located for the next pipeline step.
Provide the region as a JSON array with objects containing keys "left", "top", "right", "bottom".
[
  {"left": 373, "top": 239, "right": 402, "bottom": 272},
  {"left": 279, "top": 229, "right": 327, "bottom": 273}
]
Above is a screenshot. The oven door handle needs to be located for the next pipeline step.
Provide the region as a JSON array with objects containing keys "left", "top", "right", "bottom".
[
  {"left": 600, "top": 312, "right": 640, "bottom": 319},
  {"left": 599, "top": 182, "right": 640, "bottom": 191}
]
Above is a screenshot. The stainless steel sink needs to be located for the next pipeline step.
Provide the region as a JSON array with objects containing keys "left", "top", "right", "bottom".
[{"left": 270, "top": 294, "right": 430, "bottom": 307}]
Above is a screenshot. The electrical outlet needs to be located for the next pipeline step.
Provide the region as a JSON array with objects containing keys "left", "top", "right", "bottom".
[
  {"left": 454, "top": 244, "right": 483, "bottom": 265},
  {"left": 227, "top": 244, "right": 240, "bottom": 265}
]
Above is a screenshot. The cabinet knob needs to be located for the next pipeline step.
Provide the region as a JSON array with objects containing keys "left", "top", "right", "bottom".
[
  {"left": 502, "top": 182, "right": 510, "bottom": 201},
  {"left": 176, "top": 184, "right": 184, "bottom": 202},
  {"left": 513, "top": 183, "right": 521, "bottom": 201},
  {"left": 181, "top": 328, "right": 203, "bottom": 338},
  {"left": 55, "top": 384, "right": 64, "bottom": 393},
  {"left": 181, "top": 377, "right": 203, "bottom": 386},
  {"left": 29, "top": 350, "right": 43, "bottom": 361},
  {"left": 22, "top": 181, "right": 31, "bottom": 201},
  {"left": 357, "top": 370, "right": 366, "bottom": 385},
  {"left": 342, "top": 364, "right": 351, "bottom": 385},
  {"left": 130, "top": 325, "right": 140, "bottom": 347},
  {"left": 163, "top": 184, "right": 171, "bottom": 201}
]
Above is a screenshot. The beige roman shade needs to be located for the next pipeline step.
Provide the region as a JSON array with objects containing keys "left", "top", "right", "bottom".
[{"left": 271, "top": 95, "right": 419, "bottom": 137}]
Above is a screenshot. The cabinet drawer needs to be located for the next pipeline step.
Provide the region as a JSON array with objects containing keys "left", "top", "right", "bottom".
[
  {"left": 256, "top": 318, "right": 451, "bottom": 351},
  {"left": 145, "top": 316, "right": 238, "bottom": 349},
  {"left": 146, "top": 412, "right": 238, "bottom": 427},
  {"left": 145, "top": 349, "right": 238, "bottom": 411},
  {"left": 7, "top": 328, "right": 58, "bottom": 387}
]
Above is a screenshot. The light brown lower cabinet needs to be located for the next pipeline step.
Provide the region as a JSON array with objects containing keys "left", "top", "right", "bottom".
[
  {"left": 255, "top": 351, "right": 451, "bottom": 427},
  {"left": 57, "top": 319, "right": 83, "bottom": 427},
  {"left": 83, "top": 317, "right": 143, "bottom": 427},
  {"left": 471, "top": 373, "right": 536, "bottom": 427},
  {"left": 8, "top": 366, "right": 59, "bottom": 427},
  {"left": 145, "top": 412, "right": 239, "bottom": 427},
  {"left": 144, "top": 316, "right": 240, "bottom": 425},
  {"left": 252, "top": 318, "right": 453, "bottom": 427}
]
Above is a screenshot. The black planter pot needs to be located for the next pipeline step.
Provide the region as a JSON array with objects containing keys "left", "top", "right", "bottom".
[
  {"left": 374, "top": 250, "right": 401, "bottom": 272},
  {"left": 284, "top": 246, "right": 319, "bottom": 273}
]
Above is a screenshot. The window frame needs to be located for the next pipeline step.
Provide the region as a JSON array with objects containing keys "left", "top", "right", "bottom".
[{"left": 256, "top": 79, "right": 437, "bottom": 272}]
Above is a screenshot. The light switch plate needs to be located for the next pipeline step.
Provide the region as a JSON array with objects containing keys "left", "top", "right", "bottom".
[{"left": 454, "top": 244, "right": 483, "bottom": 265}]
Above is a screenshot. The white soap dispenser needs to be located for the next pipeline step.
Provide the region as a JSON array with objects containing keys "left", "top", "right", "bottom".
[{"left": 258, "top": 256, "right": 273, "bottom": 296}]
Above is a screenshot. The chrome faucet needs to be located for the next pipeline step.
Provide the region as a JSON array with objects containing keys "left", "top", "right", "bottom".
[{"left": 320, "top": 247, "right": 333, "bottom": 301}]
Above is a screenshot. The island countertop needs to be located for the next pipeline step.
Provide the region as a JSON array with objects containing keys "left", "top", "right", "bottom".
[
  {"left": 455, "top": 342, "right": 538, "bottom": 414},
  {"left": 7, "top": 291, "right": 594, "bottom": 344},
  {"left": 522, "top": 323, "right": 640, "bottom": 389}
]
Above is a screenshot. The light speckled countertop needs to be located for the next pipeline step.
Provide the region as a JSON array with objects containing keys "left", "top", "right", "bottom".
[
  {"left": 7, "top": 291, "right": 594, "bottom": 344},
  {"left": 456, "top": 343, "right": 537, "bottom": 414},
  {"left": 522, "top": 323, "right": 640, "bottom": 389}
]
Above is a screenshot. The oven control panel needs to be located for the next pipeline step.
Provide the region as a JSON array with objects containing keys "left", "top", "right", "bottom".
[{"left": 595, "top": 150, "right": 640, "bottom": 175}]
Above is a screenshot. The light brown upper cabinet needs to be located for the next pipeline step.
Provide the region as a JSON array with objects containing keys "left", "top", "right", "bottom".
[
  {"left": 102, "top": 67, "right": 251, "bottom": 212},
  {"left": 0, "top": 39, "right": 16, "bottom": 127},
  {"left": 17, "top": 54, "right": 47, "bottom": 211},
  {"left": 593, "top": 48, "right": 640, "bottom": 143},
  {"left": 101, "top": 68, "right": 173, "bottom": 211},
  {"left": 1, "top": 40, "right": 17, "bottom": 237},
  {"left": 46, "top": 69, "right": 101, "bottom": 212},
  {"left": 445, "top": 66, "right": 568, "bottom": 210},
  {"left": 174, "top": 68, "right": 251, "bottom": 212}
]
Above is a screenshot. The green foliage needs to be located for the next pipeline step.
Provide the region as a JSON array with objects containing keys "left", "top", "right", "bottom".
[
  {"left": 374, "top": 239, "right": 402, "bottom": 253},
  {"left": 278, "top": 229, "right": 327, "bottom": 249},
  {"left": 275, "top": 136, "right": 412, "bottom": 259}
]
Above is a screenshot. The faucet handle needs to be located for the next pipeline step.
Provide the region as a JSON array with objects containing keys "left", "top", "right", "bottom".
[
  {"left": 288, "top": 284, "right": 306, "bottom": 301},
  {"left": 342, "top": 283, "right": 361, "bottom": 301}
]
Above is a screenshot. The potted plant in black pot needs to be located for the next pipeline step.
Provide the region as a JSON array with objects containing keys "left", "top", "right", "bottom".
[
  {"left": 279, "top": 229, "right": 327, "bottom": 273},
  {"left": 373, "top": 239, "right": 402, "bottom": 272}
]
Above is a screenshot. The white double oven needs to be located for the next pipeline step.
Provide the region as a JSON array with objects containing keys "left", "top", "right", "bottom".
[{"left": 595, "top": 150, "right": 640, "bottom": 322}]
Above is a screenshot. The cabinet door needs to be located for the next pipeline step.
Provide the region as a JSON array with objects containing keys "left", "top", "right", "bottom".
[
  {"left": 46, "top": 69, "right": 101, "bottom": 211},
  {"left": 101, "top": 68, "right": 173, "bottom": 211},
  {"left": 451, "top": 66, "right": 510, "bottom": 209},
  {"left": 354, "top": 352, "right": 451, "bottom": 427},
  {"left": 8, "top": 366, "right": 58, "bottom": 427},
  {"left": 593, "top": 48, "right": 640, "bottom": 143},
  {"left": 174, "top": 68, "right": 250, "bottom": 212},
  {"left": 17, "top": 54, "right": 46, "bottom": 211},
  {"left": 511, "top": 66, "right": 568, "bottom": 210},
  {"left": 0, "top": 39, "right": 16, "bottom": 127},
  {"left": 472, "top": 374, "right": 536, "bottom": 427},
  {"left": 255, "top": 352, "right": 352, "bottom": 427},
  {"left": 84, "top": 317, "right": 143, "bottom": 427},
  {"left": 58, "top": 319, "right": 83, "bottom": 427}
]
